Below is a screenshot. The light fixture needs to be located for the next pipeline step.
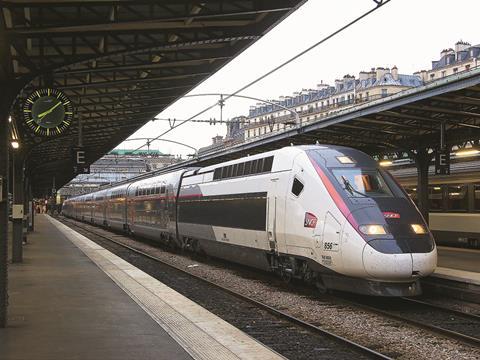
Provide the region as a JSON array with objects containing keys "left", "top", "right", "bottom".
[
  {"left": 379, "top": 160, "right": 393, "bottom": 167},
  {"left": 337, "top": 156, "right": 355, "bottom": 164},
  {"left": 359, "top": 224, "right": 387, "bottom": 235},
  {"left": 11, "top": 141, "right": 19, "bottom": 149},
  {"left": 8, "top": 116, "right": 12, "bottom": 123},
  {"left": 455, "top": 148, "right": 479, "bottom": 157},
  {"left": 411, "top": 224, "right": 427, "bottom": 234}
]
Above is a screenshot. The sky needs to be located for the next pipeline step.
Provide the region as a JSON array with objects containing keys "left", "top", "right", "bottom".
[{"left": 115, "top": 0, "right": 480, "bottom": 158}]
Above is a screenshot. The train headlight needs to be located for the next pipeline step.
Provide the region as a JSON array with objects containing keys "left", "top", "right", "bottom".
[
  {"left": 359, "top": 224, "right": 387, "bottom": 235},
  {"left": 411, "top": 224, "right": 427, "bottom": 234}
]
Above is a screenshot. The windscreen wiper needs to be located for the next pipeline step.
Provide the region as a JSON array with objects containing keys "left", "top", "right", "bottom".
[{"left": 341, "top": 176, "right": 368, "bottom": 198}]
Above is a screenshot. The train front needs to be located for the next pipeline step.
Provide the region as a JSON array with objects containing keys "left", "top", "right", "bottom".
[{"left": 307, "top": 147, "right": 437, "bottom": 296}]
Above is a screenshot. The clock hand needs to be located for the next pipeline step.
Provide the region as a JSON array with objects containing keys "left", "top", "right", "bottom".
[{"left": 37, "top": 101, "right": 62, "bottom": 119}]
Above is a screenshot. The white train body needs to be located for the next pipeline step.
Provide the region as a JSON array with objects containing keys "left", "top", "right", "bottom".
[{"left": 63, "top": 145, "right": 437, "bottom": 296}]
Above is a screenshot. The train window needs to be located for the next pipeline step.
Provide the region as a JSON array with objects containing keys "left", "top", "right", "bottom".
[
  {"left": 232, "top": 164, "right": 238, "bottom": 177},
  {"left": 237, "top": 162, "right": 245, "bottom": 176},
  {"left": 214, "top": 168, "right": 222, "bottom": 180},
  {"left": 251, "top": 160, "right": 259, "bottom": 174},
  {"left": 332, "top": 168, "right": 393, "bottom": 198},
  {"left": 291, "top": 177, "right": 304, "bottom": 196},
  {"left": 263, "top": 156, "right": 274, "bottom": 172},
  {"left": 244, "top": 161, "right": 252, "bottom": 175},
  {"left": 257, "top": 158, "right": 264, "bottom": 174},
  {"left": 161, "top": 185, "right": 166, "bottom": 194},
  {"left": 221, "top": 166, "right": 228, "bottom": 179},
  {"left": 428, "top": 186, "right": 443, "bottom": 211},
  {"left": 474, "top": 185, "right": 480, "bottom": 211},
  {"left": 227, "top": 165, "right": 233, "bottom": 178},
  {"left": 447, "top": 185, "right": 468, "bottom": 211}
]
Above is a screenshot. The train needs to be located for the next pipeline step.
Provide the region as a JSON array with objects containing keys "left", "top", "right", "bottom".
[
  {"left": 392, "top": 159, "right": 480, "bottom": 249},
  {"left": 62, "top": 145, "right": 437, "bottom": 297}
]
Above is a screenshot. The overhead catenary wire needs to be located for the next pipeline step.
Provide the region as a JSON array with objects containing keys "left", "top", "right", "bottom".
[{"left": 128, "top": 0, "right": 392, "bottom": 153}]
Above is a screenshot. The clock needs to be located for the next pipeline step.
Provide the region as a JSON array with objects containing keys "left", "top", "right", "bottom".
[{"left": 23, "top": 88, "right": 74, "bottom": 137}]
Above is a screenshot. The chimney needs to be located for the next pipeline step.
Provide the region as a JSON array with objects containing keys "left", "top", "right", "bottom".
[
  {"left": 455, "top": 40, "right": 471, "bottom": 53},
  {"left": 414, "top": 70, "right": 428, "bottom": 82},
  {"left": 358, "top": 71, "right": 369, "bottom": 81},
  {"left": 391, "top": 65, "right": 399, "bottom": 80},
  {"left": 440, "top": 49, "right": 449, "bottom": 58},
  {"left": 376, "top": 67, "right": 387, "bottom": 81},
  {"left": 212, "top": 135, "right": 223, "bottom": 145}
]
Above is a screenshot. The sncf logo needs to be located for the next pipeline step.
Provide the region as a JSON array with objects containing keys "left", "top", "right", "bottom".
[
  {"left": 383, "top": 211, "right": 400, "bottom": 219},
  {"left": 304, "top": 212, "right": 318, "bottom": 228}
]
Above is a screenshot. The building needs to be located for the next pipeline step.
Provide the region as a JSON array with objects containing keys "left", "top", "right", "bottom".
[
  {"left": 199, "top": 39, "right": 479, "bottom": 149},
  {"left": 243, "top": 66, "right": 421, "bottom": 140},
  {"left": 58, "top": 149, "right": 181, "bottom": 198},
  {"left": 197, "top": 116, "right": 247, "bottom": 155},
  {"left": 415, "top": 40, "right": 480, "bottom": 82}
]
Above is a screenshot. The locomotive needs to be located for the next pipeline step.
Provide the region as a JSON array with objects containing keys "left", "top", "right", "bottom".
[{"left": 63, "top": 145, "right": 437, "bottom": 296}]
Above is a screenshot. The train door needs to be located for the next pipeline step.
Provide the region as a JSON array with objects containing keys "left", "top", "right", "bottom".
[
  {"left": 267, "top": 178, "right": 279, "bottom": 253},
  {"left": 321, "top": 211, "right": 343, "bottom": 270}
]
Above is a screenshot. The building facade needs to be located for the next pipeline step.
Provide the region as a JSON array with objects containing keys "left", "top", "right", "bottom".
[
  {"left": 243, "top": 66, "right": 421, "bottom": 140},
  {"left": 415, "top": 40, "right": 480, "bottom": 83}
]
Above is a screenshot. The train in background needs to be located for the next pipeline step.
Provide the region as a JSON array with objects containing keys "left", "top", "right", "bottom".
[
  {"left": 63, "top": 145, "right": 437, "bottom": 297},
  {"left": 392, "top": 160, "right": 480, "bottom": 249}
]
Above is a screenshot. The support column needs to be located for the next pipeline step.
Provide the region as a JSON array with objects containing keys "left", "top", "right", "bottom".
[
  {"left": 12, "top": 150, "right": 25, "bottom": 263},
  {"left": 0, "top": 95, "right": 10, "bottom": 328},
  {"left": 28, "top": 181, "right": 34, "bottom": 232},
  {"left": 415, "top": 148, "right": 432, "bottom": 224}
]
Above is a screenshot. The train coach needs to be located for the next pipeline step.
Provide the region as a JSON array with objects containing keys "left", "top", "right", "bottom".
[{"left": 63, "top": 145, "right": 437, "bottom": 296}]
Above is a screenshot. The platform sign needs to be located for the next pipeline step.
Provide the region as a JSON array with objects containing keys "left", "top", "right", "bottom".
[
  {"left": 72, "top": 146, "right": 90, "bottom": 175},
  {"left": 435, "top": 149, "right": 450, "bottom": 175}
]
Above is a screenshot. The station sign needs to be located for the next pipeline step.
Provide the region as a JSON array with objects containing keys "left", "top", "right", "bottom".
[
  {"left": 435, "top": 149, "right": 450, "bottom": 175},
  {"left": 72, "top": 146, "right": 90, "bottom": 175}
]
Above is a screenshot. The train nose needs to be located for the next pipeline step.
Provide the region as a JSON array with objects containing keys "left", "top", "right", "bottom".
[
  {"left": 362, "top": 240, "right": 413, "bottom": 280},
  {"left": 411, "top": 248, "right": 437, "bottom": 277},
  {"left": 362, "top": 240, "right": 437, "bottom": 280}
]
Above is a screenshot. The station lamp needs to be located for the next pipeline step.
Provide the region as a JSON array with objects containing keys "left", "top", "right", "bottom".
[
  {"left": 455, "top": 148, "right": 479, "bottom": 157},
  {"left": 379, "top": 160, "right": 393, "bottom": 167}
]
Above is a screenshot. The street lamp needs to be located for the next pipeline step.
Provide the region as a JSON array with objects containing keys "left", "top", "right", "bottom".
[{"left": 11, "top": 141, "right": 19, "bottom": 149}]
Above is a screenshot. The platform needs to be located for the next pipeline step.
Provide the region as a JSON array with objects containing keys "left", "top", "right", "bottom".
[
  {"left": 434, "top": 246, "right": 480, "bottom": 285},
  {"left": 0, "top": 215, "right": 282, "bottom": 360}
]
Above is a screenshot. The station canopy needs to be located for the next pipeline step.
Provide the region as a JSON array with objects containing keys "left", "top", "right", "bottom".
[{"left": 1, "top": 0, "right": 306, "bottom": 195}]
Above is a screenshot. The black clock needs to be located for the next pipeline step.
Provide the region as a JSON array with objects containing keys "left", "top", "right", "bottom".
[{"left": 23, "top": 88, "right": 74, "bottom": 137}]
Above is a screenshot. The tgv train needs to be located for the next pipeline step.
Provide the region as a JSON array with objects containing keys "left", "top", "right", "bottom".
[{"left": 63, "top": 145, "right": 437, "bottom": 296}]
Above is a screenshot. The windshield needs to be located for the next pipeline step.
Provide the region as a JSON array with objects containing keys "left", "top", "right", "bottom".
[{"left": 332, "top": 168, "right": 393, "bottom": 198}]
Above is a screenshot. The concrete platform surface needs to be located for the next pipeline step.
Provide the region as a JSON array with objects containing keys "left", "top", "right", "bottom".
[
  {"left": 0, "top": 215, "right": 282, "bottom": 360},
  {"left": 0, "top": 214, "right": 192, "bottom": 360},
  {"left": 436, "top": 246, "right": 479, "bottom": 273}
]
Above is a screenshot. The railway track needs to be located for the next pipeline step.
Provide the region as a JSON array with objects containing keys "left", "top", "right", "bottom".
[
  {"left": 58, "top": 217, "right": 392, "bottom": 360},
  {"left": 336, "top": 294, "right": 480, "bottom": 347}
]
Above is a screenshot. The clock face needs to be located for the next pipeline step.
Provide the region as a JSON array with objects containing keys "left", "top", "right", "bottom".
[{"left": 23, "top": 88, "right": 74, "bottom": 136}]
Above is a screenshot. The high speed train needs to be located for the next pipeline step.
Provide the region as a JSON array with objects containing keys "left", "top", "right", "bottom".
[{"left": 63, "top": 145, "right": 437, "bottom": 296}]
